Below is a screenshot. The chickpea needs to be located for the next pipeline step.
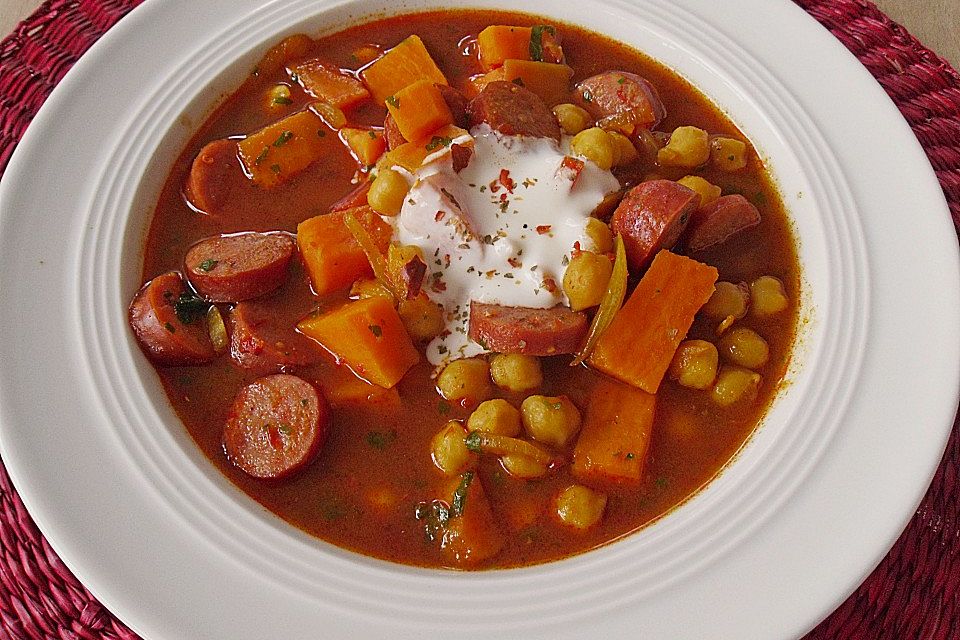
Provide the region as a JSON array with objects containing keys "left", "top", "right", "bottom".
[
  {"left": 501, "top": 453, "right": 549, "bottom": 479},
  {"left": 711, "top": 366, "right": 762, "bottom": 407},
  {"left": 266, "top": 84, "right": 292, "bottom": 109},
  {"left": 555, "top": 485, "right": 607, "bottom": 529},
  {"left": 467, "top": 399, "right": 522, "bottom": 437},
  {"left": 710, "top": 136, "right": 748, "bottom": 171},
  {"left": 436, "top": 358, "right": 491, "bottom": 404},
  {"left": 607, "top": 131, "right": 638, "bottom": 166},
  {"left": 719, "top": 327, "right": 769, "bottom": 369},
  {"left": 668, "top": 340, "right": 719, "bottom": 389},
  {"left": 350, "top": 278, "right": 392, "bottom": 300},
  {"left": 584, "top": 217, "right": 614, "bottom": 254},
  {"left": 398, "top": 296, "right": 444, "bottom": 341},
  {"left": 563, "top": 251, "right": 613, "bottom": 311},
  {"left": 703, "top": 281, "right": 750, "bottom": 319},
  {"left": 489, "top": 353, "right": 542, "bottom": 393},
  {"left": 553, "top": 103, "right": 592, "bottom": 135},
  {"left": 677, "top": 175, "right": 721, "bottom": 207},
  {"left": 430, "top": 421, "right": 476, "bottom": 476},
  {"left": 367, "top": 168, "right": 408, "bottom": 216},
  {"left": 570, "top": 127, "right": 616, "bottom": 171},
  {"left": 657, "top": 125, "right": 710, "bottom": 168},
  {"left": 750, "top": 276, "right": 789, "bottom": 317},
  {"left": 521, "top": 395, "right": 581, "bottom": 448}
]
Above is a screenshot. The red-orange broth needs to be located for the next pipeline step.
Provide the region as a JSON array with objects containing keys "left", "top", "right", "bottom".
[{"left": 137, "top": 10, "right": 799, "bottom": 568}]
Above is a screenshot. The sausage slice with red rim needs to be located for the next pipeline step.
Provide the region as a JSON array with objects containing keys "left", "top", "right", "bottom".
[
  {"left": 467, "top": 81, "right": 561, "bottom": 142},
  {"left": 184, "top": 232, "right": 295, "bottom": 302},
  {"left": 128, "top": 271, "right": 215, "bottom": 366},
  {"left": 184, "top": 138, "right": 239, "bottom": 214},
  {"left": 684, "top": 194, "right": 761, "bottom": 252},
  {"left": 574, "top": 71, "right": 665, "bottom": 131},
  {"left": 469, "top": 303, "right": 588, "bottom": 355},
  {"left": 610, "top": 179, "right": 699, "bottom": 271},
  {"left": 223, "top": 374, "right": 330, "bottom": 479},
  {"left": 230, "top": 301, "right": 323, "bottom": 374}
]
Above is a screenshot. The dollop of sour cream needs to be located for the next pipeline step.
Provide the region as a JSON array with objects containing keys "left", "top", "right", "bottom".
[{"left": 392, "top": 125, "right": 620, "bottom": 366}]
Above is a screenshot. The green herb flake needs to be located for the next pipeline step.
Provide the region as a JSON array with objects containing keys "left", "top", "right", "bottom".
[
  {"left": 300, "top": 398, "right": 309, "bottom": 407},
  {"left": 278, "top": 423, "right": 293, "bottom": 436},
  {"left": 317, "top": 129, "right": 326, "bottom": 137},
  {"left": 438, "top": 399, "right": 452, "bottom": 415},
  {"left": 368, "top": 324, "right": 383, "bottom": 338},
  {"left": 198, "top": 259, "right": 218, "bottom": 272},
  {"left": 254, "top": 147, "right": 269, "bottom": 166},
  {"left": 655, "top": 477, "right": 668, "bottom": 489},
  {"left": 385, "top": 95, "right": 400, "bottom": 108},
  {"left": 617, "top": 76, "right": 626, "bottom": 84},
  {"left": 164, "top": 322, "right": 176, "bottom": 333},
  {"left": 415, "top": 500, "right": 450, "bottom": 542},
  {"left": 272, "top": 96, "right": 293, "bottom": 106},
  {"left": 529, "top": 24, "right": 556, "bottom": 62},
  {"left": 551, "top": 402, "right": 563, "bottom": 411},
  {"left": 318, "top": 496, "right": 348, "bottom": 522},
  {"left": 450, "top": 471, "right": 474, "bottom": 517},
  {"left": 270, "top": 163, "right": 281, "bottom": 174},
  {"left": 366, "top": 430, "right": 396, "bottom": 450},
  {"left": 625, "top": 452, "right": 635, "bottom": 460},
  {"left": 173, "top": 293, "right": 210, "bottom": 325},
  {"left": 463, "top": 432, "right": 483, "bottom": 453},
  {"left": 424, "top": 135, "right": 453, "bottom": 152},
  {"left": 511, "top": 77, "right": 525, "bottom": 87},
  {"left": 368, "top": 130, "right": 378, "bottom": 139},
  {"left": 273, "top": 130, "right": 294, "bottom": 147}
]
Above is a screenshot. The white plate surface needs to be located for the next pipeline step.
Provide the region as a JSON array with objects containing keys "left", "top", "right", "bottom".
[{"left": 0, "top": 0, "right": 957, "bottom": 638}]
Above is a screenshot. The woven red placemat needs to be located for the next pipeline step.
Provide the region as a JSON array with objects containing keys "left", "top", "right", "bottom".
[{"left": 1, "top": 0, "right": 958, "bottom": 638}]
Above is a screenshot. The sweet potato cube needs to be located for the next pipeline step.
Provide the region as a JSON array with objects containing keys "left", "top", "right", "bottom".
[
  {"left": 385, "top": 80, "right": 454, "bottom": 142},
  {"left": 361, "top": 35, "right": 448, "bottom": 104},
  {"left": 296, "top": 206, "right": 392, "bottom": 296},
  {"left": 379, "top": 124, "right": 470, "bottom": 172},
  {"left": 466, "top": 67, "right": 506, "bottom": 98},
  {"left": 237, "top": 109, "right": 326, "bottom": 188},
  {"left": 341, "top": 127, "right": 387, "bottom": 166},
  {"left": 501, "top": 59, "right": 573, "bottom": 106},
  {"left": 440, "top": 472, "right": 505, "bottom": 566},
  {"left": 298, "top": 296, "right": 419, "bottom": 388},
  {"left": 292, "top": 59, "right": 370, "bottom": 109},
  {"left": 589, "top": 250, "right": 718, "bottom": 392},
  {"left": 477, "top": 26, "right": 532, "bottom": 71},
  {"left": 320, "top": 360, "right": 400, "bottom": 409},
  {"left": 572, "top": 378, "right": 656, "bottom": 486}
]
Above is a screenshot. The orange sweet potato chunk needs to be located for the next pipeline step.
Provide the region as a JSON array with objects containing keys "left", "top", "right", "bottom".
[
  {"left": 340, "top": 127, "right": 387, "bottom": 166},
  {"left": 589, "top": 250, "right": 718, "bottom": 393},
  {"left": 296, "top": 206, "right": 391, "bottom": 296},
  {"left": 361, "top": 35, "right": 448, "bottom": 104},
  {"left": 298, "top": 296, "right": 419, "bottom": 389},
  {"left": 292, "top": 59, "right": 371, "bottom": 109},
  {"left": 572, "top": 377, "right": 656, "bottom": 486},
  {"left": 501, "top": 59, "right": 573, "bottom": 106},
  {"left": 476, "top": 26, "right": 532, "bottom": 71},
  {"left": 440, "top": 472, "right": 505, "bottom": 566},
  {"left": 237, "top": 109, "right": 326, "bottom": 188},
  {"left": 385, "top": 80, "right": 454, "bottom": 142}
]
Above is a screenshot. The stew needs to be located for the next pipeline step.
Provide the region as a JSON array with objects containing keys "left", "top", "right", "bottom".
[{"left": 130, "top": 10, "right": 800, "bottom": 569}]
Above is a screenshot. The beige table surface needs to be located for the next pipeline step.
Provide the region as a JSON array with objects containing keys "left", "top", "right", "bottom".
[{"left": 1, "top": 0, "right": 959, "bottom": 69}]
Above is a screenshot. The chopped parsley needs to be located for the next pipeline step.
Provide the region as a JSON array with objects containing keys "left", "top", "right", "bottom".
[
  {"left": 272, "top": 96, "right": 293, "bottom": 106},
  {"left": 173, "top": 293, "right": 209, "bottom": 325},
  {"left": 529, "top": 24, "right": 556, "bottom": 62},
  {"left": 368, "top": 324, "right": 383, "bottom": 338},
  {"left": 438, "top": 400, "right": 451, "bottom": 415},
  {"left": 273, "top": 130, "right": 293, "bottom": 147},
  {"left": 366, "top": 430, "right": 396, "bottom": 450},
  {"left": 198, "top": 259, "right": 218, "bottom": 272},
  {"left": 254, "top": 147, "right": 269, "bottom": 165},
  {"left": 270, "top": 163, "right": 281, "bottom": 174},
  {"left": 450, "top": 471, "right": 474, "bottom": 517},
  {"left": 424, "top": 135, "right": 453, "bottom": 152},
  {"left": 385, "top": 95, "right": 400, "bottom": 108}
]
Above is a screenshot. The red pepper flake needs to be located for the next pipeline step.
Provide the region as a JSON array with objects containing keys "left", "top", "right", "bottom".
[
  {"left": 431, "top": 279, "right": 447, "bottom": 293},
  {"left": 571, "top": 241, "right": 583, "bottom": 259},
  {"left": 507, "top": 256, "right": 523, "bottom": 268},
  {"left": 536, "top": 225, "right": 552, "bottom": 235},
  {"left": 435, "top": 210, "right": 445, "bottom": 222},
  {"left": 488, "top": 179, "right": 501, "bottom": 193},
  {"left": 542, "top": 277, "right": 558, "bottom": 293},
  {"left": 498, "top": 168, "right": 516, "bottom": 193}
]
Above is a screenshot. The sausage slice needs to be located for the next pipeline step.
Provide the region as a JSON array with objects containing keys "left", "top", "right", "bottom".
[
  {"left": 223, "top": 374, "right": 330, "bottom": 479},
  {"left": 230, "top": 301, "right": 322, "bottom": 373},
  {"left": 467, "top": 81, "right": 561, "bottom": 142},
  {"left": 684, "top": 194, "right": 761, "bottom": 252},
  {"left": 128, "top": 271, "right": 215, "bottom": 366},
  {"left": 184, "top": 138, "right": 239, "bottom": 214},
  {"left": 469, "top": 303, "right": 588, "bottom": 355},
  {"left": 611, "top": 180, "right": 699, "bottom": 271},
  {"left": 330, "top": 180, "right": 372, "bottom": 212},
  {"left": 184, "top": 232, "right": 295, "bottom": 302},
  {"left": 574, "top": 71, "right": 665, "bottom": 130}
]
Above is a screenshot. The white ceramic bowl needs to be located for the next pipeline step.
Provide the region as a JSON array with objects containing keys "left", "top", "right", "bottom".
[{"left": 0, "top": 0, "right": 957, "bottom": 638}]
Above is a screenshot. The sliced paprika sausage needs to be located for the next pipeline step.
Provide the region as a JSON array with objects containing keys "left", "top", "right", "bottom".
[
  {"left": 684, "top": 194, "right": 761, "bottom": 252},
  {"left": 223, "top": 374, "right": 330, "bottom": 479},
  {"left": 184, "top": 138, "right": 239, "bottom": 214},
  {"left": 230, "top": 301, "right": 323, "bottom": 373},
  {"left": 128, "top": 271, "right": 216, "bottom": 366},
  {"left": 610, "top": 179, "right": 699, "bottom": 271},
  {"left": 574, "top": 71, "right": 665, "bottom": 131},
  {"left": 469, "top": 302, "right": 588, "bottom": 355},
  {"left": 184, "top": 232, "right": 295, "bottom": 302},
  {"left": 330, "top": 180, "right": 372, "bottom": 212},
  {"left": 467, "top": 81, "right": 561, "bottom": 142}
]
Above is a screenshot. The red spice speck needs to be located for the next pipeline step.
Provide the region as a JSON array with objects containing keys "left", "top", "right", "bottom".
[
  {"left": 542, "top": 277, "right": 558, "bottom": 293},
  {"left": 536, "top": 225, "right": 552, "bottom": 235},
  {"left": 498, "top": 168, "right": 516, "bottom": 193},
  {"left": 435, "top": 210, "right": 445, "bottom": 222}
]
